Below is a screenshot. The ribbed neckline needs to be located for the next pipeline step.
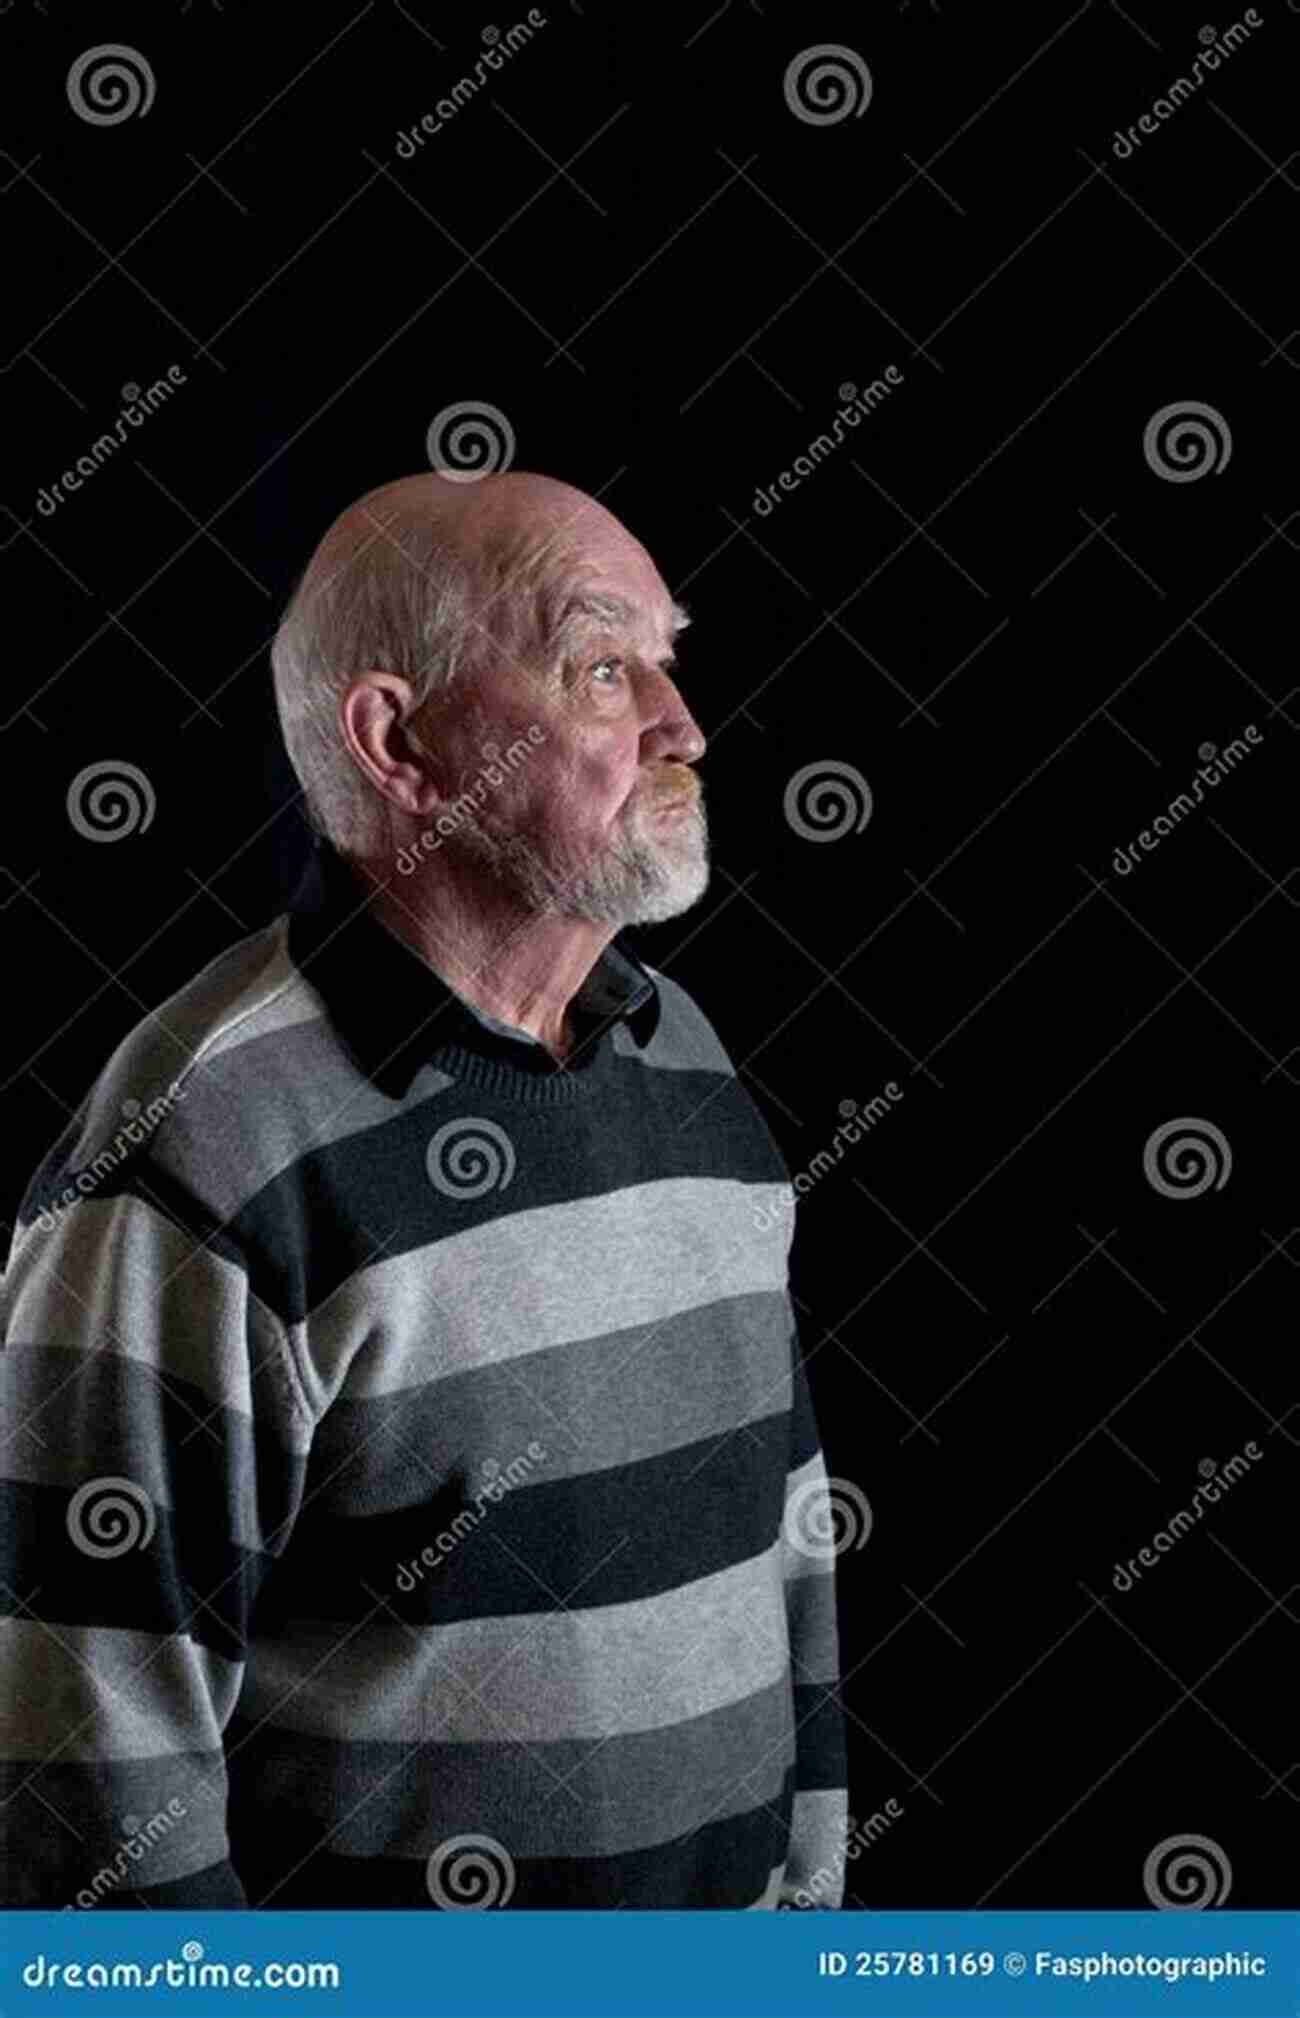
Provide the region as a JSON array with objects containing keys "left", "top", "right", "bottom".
[{"left": 283, "top": 842, "right": 661, "bottom": 1106}]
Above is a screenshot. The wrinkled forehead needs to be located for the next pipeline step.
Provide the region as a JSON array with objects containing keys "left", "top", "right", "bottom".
[{"left": 473, "top": 503, "right": 684, "bottom": 662}]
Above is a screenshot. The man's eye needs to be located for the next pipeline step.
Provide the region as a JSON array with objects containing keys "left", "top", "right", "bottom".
[{"left": 590, "top": 658, "right": 625, "bottom": 684}]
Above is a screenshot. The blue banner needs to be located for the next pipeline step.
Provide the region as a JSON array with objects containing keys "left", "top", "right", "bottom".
[{"left": 5, "top": 1911, "right": 1297, "bottom": 2017}]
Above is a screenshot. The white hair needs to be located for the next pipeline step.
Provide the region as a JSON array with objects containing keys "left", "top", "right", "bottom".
[{"left": 271, "top": 493, "right": 501, "bottom": 861}]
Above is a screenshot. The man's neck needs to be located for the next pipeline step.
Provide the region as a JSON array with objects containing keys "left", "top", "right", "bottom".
[{"left": 347, "top": 852, "right": 613, "bottom": 1058}]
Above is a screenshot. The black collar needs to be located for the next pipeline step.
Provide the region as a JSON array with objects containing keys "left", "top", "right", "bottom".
[{"left": 284, "top": 841, "right": 660, "bottom": 1096}]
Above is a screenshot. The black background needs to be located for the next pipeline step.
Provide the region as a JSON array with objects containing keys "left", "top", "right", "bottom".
[{"left": 3, "top": 0, "right": 1296, "bottom": 1909}]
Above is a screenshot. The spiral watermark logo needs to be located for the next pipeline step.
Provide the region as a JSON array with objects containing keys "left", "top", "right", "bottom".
[
  {"left": 66, "top": 1476, "right": 156, "bottom": 1559},
  {"left": 784, "top": 44, "right": 873, "bottom": 124},
  {"left": 67, "top": 45, "right": 156, "bottom": 125},
  {"left": 784, "top": 760, "right": 872, "bottom": 842},
  {"left": 426, "top": 1118, "right": 516, "bottom": 1199},
  {"left": 1142, "top": 1118, "right": 1232, "bottom": 1198},
  {"left": 426, "top": 1833, "right": 516, "bottom": 1908},
  {"left": 784, "top": 1475, "right": 873, "bottom": 1560},
  {"left": 67, "top": 761, "right": 157, "bottom": 843},
  {"left": 426, "top": 400, "right": 515, "bottom": 481},
  {"left": 1142, "top": 401, "right": 1232, "bottom": 483},
  {"left": 1142, "top": 1833, "right": 1232, "bottom": 1908}
]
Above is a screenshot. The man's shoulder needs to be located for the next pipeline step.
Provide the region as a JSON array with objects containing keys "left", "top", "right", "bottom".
[
  {"left": 628, "top": 956, "right": 741, "bottom": 1079},
  {"left": 113, "top": 911, "right": 307, "bottom": 1123},
  {"left": 11, "top": 912, "right": 312, "bottom": 1242}
]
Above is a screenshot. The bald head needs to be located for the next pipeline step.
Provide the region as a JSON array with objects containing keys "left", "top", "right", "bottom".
[
  {"left": 319, "top": 469, "right": 642, "bottom": 605},
  {"left": 271, "top": 468, "right": 698, "bottom": 876}
]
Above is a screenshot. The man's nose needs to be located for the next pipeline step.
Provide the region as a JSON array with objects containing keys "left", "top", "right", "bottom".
[{"left": 643, "top": 673, "right": 706, "bottom": 765}]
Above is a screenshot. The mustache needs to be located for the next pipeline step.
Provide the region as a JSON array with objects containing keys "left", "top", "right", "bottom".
[{"left": 642, "top": 766, "right": 701, "bottom": 808}]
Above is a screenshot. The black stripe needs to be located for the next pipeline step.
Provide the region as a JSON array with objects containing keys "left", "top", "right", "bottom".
[
  {"left": 93, "top": 1061, "right": 786, "bottom": 1326},
  {"left": 789, "top": 1335, "right": 821, "bottom": 1472},
  {"left": 265, "top": 1412, "right": 792, "bottom": 1628},
  {"left": 792, "top": 1684, "right": 849, "bottom": 1790},
  {"left": 0, "top": 1479, "right": 265, "bottom": 1662},
  {"left": 227, "top": 1765, "right": 796, "bottom": 1909}
]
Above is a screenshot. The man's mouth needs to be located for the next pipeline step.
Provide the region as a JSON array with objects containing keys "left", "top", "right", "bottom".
[{"left": 644, "top": 767, "right": 699, "bottom": 813}]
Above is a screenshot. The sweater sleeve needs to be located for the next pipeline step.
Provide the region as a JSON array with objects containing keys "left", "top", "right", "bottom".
[
  {"left": 777, "top": 1327, "right": 850, "bottom": 1909},
  {"left": 0, "top": 1163, "right": 316, "bottom": 1909}
]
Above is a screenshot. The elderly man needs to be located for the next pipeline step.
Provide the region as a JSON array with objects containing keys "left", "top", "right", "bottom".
[{"left": 0, "top": 472, "right": 848, "bottom": 1910}]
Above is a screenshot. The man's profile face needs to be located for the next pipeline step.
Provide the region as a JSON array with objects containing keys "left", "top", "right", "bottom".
[{"left": 418, "top": 501, "right": 710, "bottom": 928}]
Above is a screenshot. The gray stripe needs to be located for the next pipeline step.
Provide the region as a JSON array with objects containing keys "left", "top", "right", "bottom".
[
  {"left": 234, "top": 1545, "right": 790, "bottom": 1743},
  {"left": 234, "top": 1676, "right": 794, "bottom": 1860},
  {"left": 1, "top": 1200, "right": 313, "bottom": 1442},
  {"left": 0, "top": 1619, "right": 243, "bottom": 1761},
  {"left": 785, "top": 1569, "right": 841, "bottom": 1686},
  {"left": 151, "top": 930, "right": 461, "bottom": 1212},
  {"left": 43, "top": 924, "right": 296, "bottom": 1202},
  {"left": 610, "top": 968, "right": 738, "bottom": 1075},
  {"left": 786, "top": 1787, "right": 850, "bottom": 1906},
  {"left": 318, "top": 1285, "right": 791, "bottom": 1491},
  {"left": 138, "top": 933, "right": 739, "bottom": 1221},
  {"left": 2, "top": 1750, "right": 234, "bottom": 1902},
  {"left": 312, "top": 1178, "right": 792, "bottom": 1402},
  {"left": 781, "top": 1452, "right": 844, "bottom": 1685}
]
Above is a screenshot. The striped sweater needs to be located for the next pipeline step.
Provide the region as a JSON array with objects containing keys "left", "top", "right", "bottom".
[{"left": 0, "top": 840, "right": 848, "bottom": 1910}]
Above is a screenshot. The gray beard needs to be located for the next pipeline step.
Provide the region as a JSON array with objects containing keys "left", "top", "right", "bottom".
[{"left": 442, "top": 802, "right": 710, "bottom": 927}]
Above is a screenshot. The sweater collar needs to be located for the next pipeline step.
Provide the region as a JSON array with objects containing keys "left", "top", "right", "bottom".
[{"left": 284, "top": 840, "right": 660, "bottom": 1096}]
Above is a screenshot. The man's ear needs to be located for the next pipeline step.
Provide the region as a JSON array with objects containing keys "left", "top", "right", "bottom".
[{"left": 338, "top": 673, "right": 445, "bottom": 819}]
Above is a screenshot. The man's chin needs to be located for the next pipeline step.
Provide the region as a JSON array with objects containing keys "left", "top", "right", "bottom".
[
  {"left": 619, "top": 850, "right": 711, "bottom": 927},
  {"left": 544, "top": 844, "right": 710, "bottom": 928}
]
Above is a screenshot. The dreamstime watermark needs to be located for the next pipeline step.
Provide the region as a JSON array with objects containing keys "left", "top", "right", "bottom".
[
  {"left": 784, "top": 1476, "right": 873, "bottom": 1560},
  {"left": 1111, "top": 726, "right": 1260, "bottom": 878},
  {"left": 62, "top": 1802, "right": 189, "bottom": 1910},
  {"left": 66, "top": 44, "right": 156, "bottom": 124},
  {"left": 753, "top": 369, "right": 904, "bottom": 516},
  {"left": 35, "top": 369, "right": 188, "bottom": 517},
  {"left": 66, "top": 759, "right": 158, "bottom": 842},
  {"left": 784, "top": 760, "right": 873, "bottom": 841},
  {"left": 22, "top": 1948, "right": 340, "bottom": 1991},
  {"left": 1142, "top": 1833, "right": 1233, "bottom": 1909},
  {"left": 34, "top": 1080, "right": 188, "bottom": 1238},
  {"left": 753, "top": 1085, "right": 903, "bottom": 1232},
  {"left": 426, "top": 1118, "right": 517, "bottom": 1199},
  {"left": 1143, "top": 1117, "right": 1232, "bottom": 1198},
  {"left": 425, "top": 399, "right": 517, "bottom": 479},
  {"left": 1142, "top": 400, "right": 1233, "bottom": 482},
  {"left": 396, "top": 726, "right": 547, "bottom": 874},
  {"left": 66, "top": 1476, "right": 157, "bottom": 1559},
  {"left": 1110, "top": 1445, "right": 1263, "bottom": 1592},
  {"left": 396, "top": 1443, "right": 547, "bottom": 1591},
  {"left": 1111, "top": 14, "right": 1265, "bottom": 159},
  {"left": 426, "top": 1833, "right": 517, "bottom": 1908},
  {"left": 784, "top": 44, "right": 873, "bottom": 124},
  {"left": 395, "top": 14, "right": 548, "bottom": 158},
  {"left": 788, "top": 1798, "right": 905, "bottom": 1907}
]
